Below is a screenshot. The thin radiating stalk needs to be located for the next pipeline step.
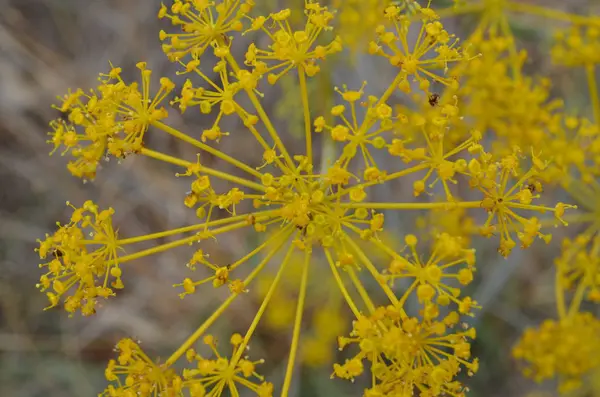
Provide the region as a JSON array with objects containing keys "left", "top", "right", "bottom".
[
  {"left": 298, "top": 66, "right": 313, "bottom": 166},
  {"left": 116, "top": 210, "right": 276, "bottom": 245},
  {"left": 230, "top": 238, "right": 297, "bottom": 364},
  {"left": 342, "top": 232, "right": 401, "bottom": 310},
  {"left": 555, "top": 268, "right": 567, "bottom": 320},
  {"left": 432, "top": 3, "right": 485, "bottom": 20},
  {"left": 586, "top": 63, "right": 600, "bottom": 124},
  {"left": 330, "top": 163, "right": 430, "bottom": 199},
  {"left": 116, "top": 220, "right": 253, "bottom": 265},
  {"left": 152, "top": 120, "right": 263, "bottom": 179},
  {"left": 280, "top": 248, "right": 310, "bottom": 397},
  {"left": 325, "top": 248, "right": 362, "bottom": 317},
  {"left": 346, "top": 267, "right": 376, "bottom": 314},
  {"left": 339, "top": 201, "right": 481, "bottom": 210},
  {"left": 164, "top": 226, "right": 293, "bottom": 366},
  {"left": 505, "top": 1, "right": 593, "bottom": 24},
  {"left": 141, "top": 148, "right": 266, "bottom": 192},
  {"left": 224, "top": 53, "right": 296, "bottom": 169}
]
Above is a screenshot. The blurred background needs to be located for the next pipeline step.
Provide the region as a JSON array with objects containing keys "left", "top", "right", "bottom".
[{"left": 0, "top": 0, "right": 598, "bottom": 396}]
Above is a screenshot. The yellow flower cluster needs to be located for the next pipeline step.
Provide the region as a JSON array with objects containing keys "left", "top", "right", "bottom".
[
  {"left": 385, "top": 233, "right": 476, "bottom": 312},
  {"left": 244, "top": 2, "right": 342, "bottom": 84},
  {"left": 513, "top": 313, "right": 600, "bottom": 394},
  {"left": 450, "top": 38, "right": 563, "bottom": 155},
  {"left": 431, "top": 0, "right": 600, "bottom": 394},
  {"left": 556, "top": 235, "right": 600, "bottom": 303},
  {"left": 103, "top": 339, "right": 181, "bottom": 397},
  {"left": 332, "top": 0, "right": 390, "bottom": 52},
  {"left": 182, "top": 334, "right": 273, "bottom": 396},
  {"left": 552, "top": 24, "right": 600, "bottom": 67},
  {"left": 36, "top": 201, "right": 121, "bottom": 316},
  {"left": 159, "top": 0, "right": 252, "bottom": 60},
  {"left": 35, "top": 0, "right": 589, "bottom": 396},
  {"left": 369, "top": 4, "right": 472, "bottom": 92},
  {"left": 49, "top": 63, "right": 173, "bottom": 179},
  {"left": 335, "top": 305, "right": 478, "bottom": 396}
]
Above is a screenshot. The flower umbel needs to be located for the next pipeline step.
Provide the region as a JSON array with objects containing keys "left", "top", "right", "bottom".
[
  {"left": 244, "top": 2, "right": 342, "bottom": 84},
  {"left": 49, "top": 63, "right": 173, "bottom": 179},
  {"left": 181, "top": 334, "right": 273, "bottom": 397},
  {"left": 369, "top": 2, "right": 473, "bottom": 93},
  {"left": 334, "top": 305, "right": 478, "bottom": 396},
  {"left": 513, "top": 313, "right": 600, "bottom": 394},
  {"left": 385, "top": 233, "right": 477, "bottom": 316},
  {"left": 36, "top": 1, "right": 578, "bottom": 397},
  {"left": 159, "top": 0, "right": 254, "bottom": 61},
  {"left": 102, "top": 338, "right": 183, "bottom": 397},
  {"left": 36, "top": 201, "right": 122, "bottom": 316}
]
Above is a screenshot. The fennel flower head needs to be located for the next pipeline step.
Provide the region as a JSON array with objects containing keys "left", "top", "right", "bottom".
[{"left": 35, "top": 1, "right": 576, "bottom": 396}]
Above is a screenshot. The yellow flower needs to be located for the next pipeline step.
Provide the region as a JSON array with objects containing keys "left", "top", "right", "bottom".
[
  {"left": 36, "top": 1, "right": 573, "bottom": 396},
  {"left": 467, "top": 149, "right": 571, "bottom": 256},
  {"left": 102, "top": 338, "right": 183, "bottom": 397},
  {"left": 556, "top": 234, "right": 600, "bottom": 304},
  {"left": 369, "top": 3, "right": 472, "bottom": 93},
  {"left": 244, "top": 2, "right": 342, "bottom": 83},
  {"left": 334, "top": 305, "right": 478, "bottom": 396},
  {"left": 552, "top": 23, "right": 600, "bottom": 67},
  {"left": 181, "top": 334, "right": 272, "bottom": 396},
  {"left": 450, "top": 39, "right": 564, "bottom": 156},
  {"left": 49, "top": 63, "right": 173, "bottom": 179},
  {"left": 545, "top": 115, "right": 600, "bottom": 182},
  {"left": 332, "top": 0, "right": 391, "bottom": 53},
  {"left": 36, "top": 201, "right": 121, "bottom": 316},
  {"left": 158, "top": 0, "right": 254, "bottom": 60},
  {"left": 513, "top": 313, "right": 600, "bottom": 394},
  {"left": 386, "top": 233, "right": 477, "bottom": 316}
]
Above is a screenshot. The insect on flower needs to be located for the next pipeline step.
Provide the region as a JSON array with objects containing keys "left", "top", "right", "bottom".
[{"left": 428, "top": 92, "right": 440, "bottom": 107}]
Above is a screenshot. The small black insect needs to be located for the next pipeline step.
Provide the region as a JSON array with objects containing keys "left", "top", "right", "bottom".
[
  {"left": 295, "top": 212, "right": 314, "bottom": 238},
  {"left": 220, "top": 34, "right": 230, "bottom": 46},
  {"left": 526, "top": 183, "right": 537, "bottom": 193},
  {"left": 295, "top": 224, "right": 308, "bottom": 238},
  {"left": 428, "top": 93, "right": 440, "bottom": 107}
]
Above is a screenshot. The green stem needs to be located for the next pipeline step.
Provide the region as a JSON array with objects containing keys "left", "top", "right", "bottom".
[
  {"left": 298, "top": 66, "right": 313, "bottom": 167},
  {"left": 586, "top": 63, "right": 600, "bottom": 124},
  {"left": 164, "top": 226, "right": 293, "bottom": 367},
  {"left": 280, "top": 248, "right": 310, "bottom": 397}
]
